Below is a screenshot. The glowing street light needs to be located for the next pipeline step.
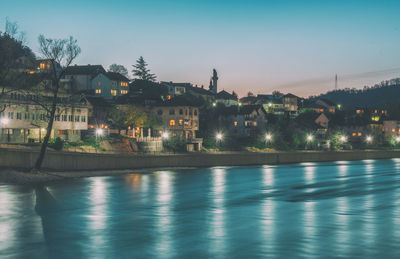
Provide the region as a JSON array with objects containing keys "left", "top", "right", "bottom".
[
  {"left": 396, "top": 136, "right": 400, "bottom": 143},
  {"left": 162, "top": 132, "right": 169, "bottom": 139},
  {"left": 212, "top": 102, "right": 217, "bottom": 107},
  {"left": 216, "top": 133, "right": 223, "bottom": 141},
  {"left": 366, "top": 136, "right": 373, "bottom": 143},
  {"left": 265, "top": 134, "right": 272, "bottom": 141},
  {"left": 95, "top": 128, "right": 103, "bottom": 140},
  {"left": 339, "top": 135, "right": 347, "bottom": 142},
  {"left": 0, "top": 117, "right": 9, "bottom": 125},
  {"left": 306, "top": 135, "right": 314, "bottom": 142}
]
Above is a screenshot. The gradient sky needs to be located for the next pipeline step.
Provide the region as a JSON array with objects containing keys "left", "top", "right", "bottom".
[{"left": 2, "top": 0, "right": 400, "bottom": 97}]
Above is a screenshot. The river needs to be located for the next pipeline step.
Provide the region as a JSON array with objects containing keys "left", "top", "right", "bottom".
[{"left": 1, "top": 159, "right": 400, "bottom": 258}]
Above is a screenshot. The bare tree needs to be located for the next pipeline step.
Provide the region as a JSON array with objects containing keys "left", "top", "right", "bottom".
[{"left": 33, "top": 35, "right": 81, "bottom": 171}]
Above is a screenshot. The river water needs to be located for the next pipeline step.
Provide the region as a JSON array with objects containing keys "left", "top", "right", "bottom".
[{"left": 1, "top": 159, "right": 400, "bottom": 258}]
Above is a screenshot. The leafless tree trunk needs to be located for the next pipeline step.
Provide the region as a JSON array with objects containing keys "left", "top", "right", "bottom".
[{"left": 33, "top": 35, "right": 80, "bottom": 171}]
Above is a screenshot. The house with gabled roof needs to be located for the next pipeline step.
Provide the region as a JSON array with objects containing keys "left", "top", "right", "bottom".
[
  {"left": 64, "top": 64, "right": 128, "bottom": 99},
  {"left": 216, "top": 90, "right": 238, "bottom": 106}
]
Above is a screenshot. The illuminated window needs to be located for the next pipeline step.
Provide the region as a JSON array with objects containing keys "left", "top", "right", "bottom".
[
  {"left": 358, "top": 132, "right": 362, "bottom": 136},
  {"left": 169, "top": 120, "right": 175, "bottom": 126},
  {"left": 352, "top": 132, "right": 356, "bottom": 136},
  {"left": 120, "top": 82, "right": 128, "bottom": 86},
  {"left": 95, "top": 89, "right": 102, "bottom": 94},
  {"left": 356, "top": 109, "right": 361, "bottom": 114},
  {"left": 120, "top": 90, "right": 128, "bottom": 94},
  {"left": 40, "top": 62, "right": 45, "bottom": 69},
  {"left": 167, "top": 95, "right": 172, "bottom": 100},
  {"left": 234, "top": 121, "right": 238, "bottom": 126},
  {"left": 111, "top": 90, "right": 117, "bottom": 96},
  {"left": 179, "top": 119, "right": 183, "bottom": 125}
]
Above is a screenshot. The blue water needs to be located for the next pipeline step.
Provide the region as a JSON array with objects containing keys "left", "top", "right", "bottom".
[{"left": 1, "top": 159, "right": 400, "bottom": 258}]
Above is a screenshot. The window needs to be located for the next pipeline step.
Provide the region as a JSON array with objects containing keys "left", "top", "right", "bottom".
[
  {"left": 24, "top": 113, "right": 29, "bottom": 120},
  {"left": 121, "top": 82, "right": 128, "bottom": 86},
  {"left": 194, "top": 109, "right": 198, "bottom": 116},
  {"left": 40, "top": 114, "right": 46, "bottom": 121},
  {"left": 169, "top": 109, "right": 175, "bottom": 115},
  {"left": 68, "top": 115, "right": 73, "bottom": 122},
  {"left": 95, "top": 89, "right": 102, "bottom": 94},
  {"left": 62, "top": 115, "right": 67, "bottom": 121},
  {"left": 8, "top": 112, "right": 14, "bottom": 119},
  {"left": 16, "top": 113, "right": 22, "bottom": 120},
  {"left": 57, "top": 130, "right": 67, "bottom": 135},
  {"left": 121, "top": 90, "right": 128, "bottom": 94},
  {"left": 234, "top": 121, "right": 238, "bottom": 126},
  {"left": 97, "top": 81, "right": 102, "bottom": 86},
  {"left": 179, "top": 119, "right": 183, "bottom": 126},
  {"left": 179, "top": 109, "right": 183, "bottom": 115},
  {"left": 111, "top": 89, "right": 117, "bottom": 96},
  {"left": 81, "top": 116, "right": 86, "bottom": 122},
  {"left": 169, "top": 120, "right": 175, "bottom": 126},
  {"left": 55, "top": 115, "right": 60, "bottom": 121},
  {"left": 75, "top": 116, "right": 80, "bottom": 122}
]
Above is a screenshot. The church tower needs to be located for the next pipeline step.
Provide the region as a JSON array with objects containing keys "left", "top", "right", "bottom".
[{"left": 209, "top": 69, "right": 218, "bottom": 94}]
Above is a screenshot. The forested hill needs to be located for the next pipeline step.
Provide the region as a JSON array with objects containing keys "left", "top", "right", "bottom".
[{"left": 310, "top": 77, "right": 400, "bottom": 110}]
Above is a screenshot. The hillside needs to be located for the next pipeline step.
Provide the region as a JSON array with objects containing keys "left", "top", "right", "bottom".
[{"left": 311, "top": 78, "right": 400, "bottom": 110}]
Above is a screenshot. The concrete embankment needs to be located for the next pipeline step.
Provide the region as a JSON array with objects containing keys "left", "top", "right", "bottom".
[{"left": 1, "top": 148, "right": 400, "bottom": 171}]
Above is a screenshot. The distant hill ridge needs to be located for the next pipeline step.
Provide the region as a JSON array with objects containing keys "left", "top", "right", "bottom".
[{"left": 311, "top": 77, "right": 400, "bottom": 110}]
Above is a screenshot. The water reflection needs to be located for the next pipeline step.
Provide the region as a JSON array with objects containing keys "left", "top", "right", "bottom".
[
  {"left": 155, "top": 171, "right": 175, "bottom": 257},
  {"left": 260, "top": 166, "right": 275, "bottom": 254},
  {"left": 0, "top": 186, "right": 15, "bottom": 254},
  {"left": 209, "top": 168, "right": 227, "bottom": 256},
  {"left": 302, "top": 164, "right": 317, "bottom": 256},
  {"left": 1, "top": 160, "right": 400, "bottom": 258},
  {"left": 335, "top": 161, "right": 350, "bottom": 256},
  {"left": 88, "top": 177, "right": 108, "bottom": 256},
  {"left": 362, "top": 160, "right": 376, "bottom": 252}
]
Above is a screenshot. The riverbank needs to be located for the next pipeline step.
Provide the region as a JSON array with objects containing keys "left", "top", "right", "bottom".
[
  {"left": 1, "top": 148, "right": 400, "bottom": 185},
  {"left": 1, "top": 148, "right": 400, "bottom": 171}
]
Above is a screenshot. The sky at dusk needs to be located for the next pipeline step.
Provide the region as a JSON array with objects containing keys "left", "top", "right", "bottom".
[{"left": 2, "top": 0, "right": 400, "bottom": 97}]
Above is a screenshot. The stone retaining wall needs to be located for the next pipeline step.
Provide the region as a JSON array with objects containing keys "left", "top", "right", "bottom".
[{"left": 1, "top": 148, "right": 400, "bottom": 171}]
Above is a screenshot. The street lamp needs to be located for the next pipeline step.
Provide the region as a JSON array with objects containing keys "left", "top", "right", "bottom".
[
  {"left": 366, "top": 136, "right": 373, "bottom": 143},
  {"left": 339, "top": 135, "right": 347, "bottom": 142},
  {"left": 0, "top": 117, "right": 9, "bottom": 125},
  {"left": 162, "top": 132, "right": 169, "bottom": 139},
  {"left": 307, "top": 135, "right": 314, "bottom": 142},
  {"left": 96, "top": 128, "right": 103, "bottom": 140},
  {"left": 0, "top": 118, "right": 9, "bottom": 142},
  {"left": 396, "top": 136, "right": 400, "bottom": 143},
  {"left": 216, "top": 133, "right": 223, "bottom": 141},
  {"left": 265, "top": 134, "right": 272, "bottom": 141}
]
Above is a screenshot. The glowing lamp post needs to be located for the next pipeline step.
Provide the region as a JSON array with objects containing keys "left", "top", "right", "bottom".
[
  {"left": 366, "top": 136, "right": 373, "bottom": 144},
  {"left": 96, "top": 128, "right": 103, "bottom": 140},
  {"left": 396, "top": 136, "right": 400, "bottom": 143},
  {"left": 162, "top": 132, "right": 169, "bottom": 139},
  {"left": 265, "top": 134, "right": 272, "bottom": 141},
  {"left": 0, "top": 118, "right": 9, "bottom": 142},
  {"left": 339, "top": 135, "right": 347, "bottom": 143},
  {"left": 307, "top": 135, "right": 314, "bottom": 142},
  {"left": 216, "top": 133, "right": 223, "bottom": 148}
]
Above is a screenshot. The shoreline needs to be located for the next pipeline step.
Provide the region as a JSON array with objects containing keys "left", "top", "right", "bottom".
[{"left": 1, "top": 148, "right": 400, "bottom": 185}]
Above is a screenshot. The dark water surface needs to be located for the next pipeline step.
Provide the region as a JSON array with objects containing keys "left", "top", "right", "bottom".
[{"left": 1, "top": 159, "right": 400, "bottom": 258}]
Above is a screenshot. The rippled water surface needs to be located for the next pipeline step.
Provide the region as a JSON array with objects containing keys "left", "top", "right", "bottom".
[{"left": 1, "top": 159, "right": 400, "bottom": 258}]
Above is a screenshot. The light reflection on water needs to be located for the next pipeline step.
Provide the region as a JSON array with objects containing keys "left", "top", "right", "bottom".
[
  {"left": 1, "top": 159, "right": 400, "bottom": 258},
  {"left": 209, "top": 168, "right": 227, "bottom": 257}
]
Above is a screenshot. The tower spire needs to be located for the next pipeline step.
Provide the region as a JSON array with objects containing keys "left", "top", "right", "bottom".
[{"left": 335, "top": 74, "right": 338, "bottom": 90}]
